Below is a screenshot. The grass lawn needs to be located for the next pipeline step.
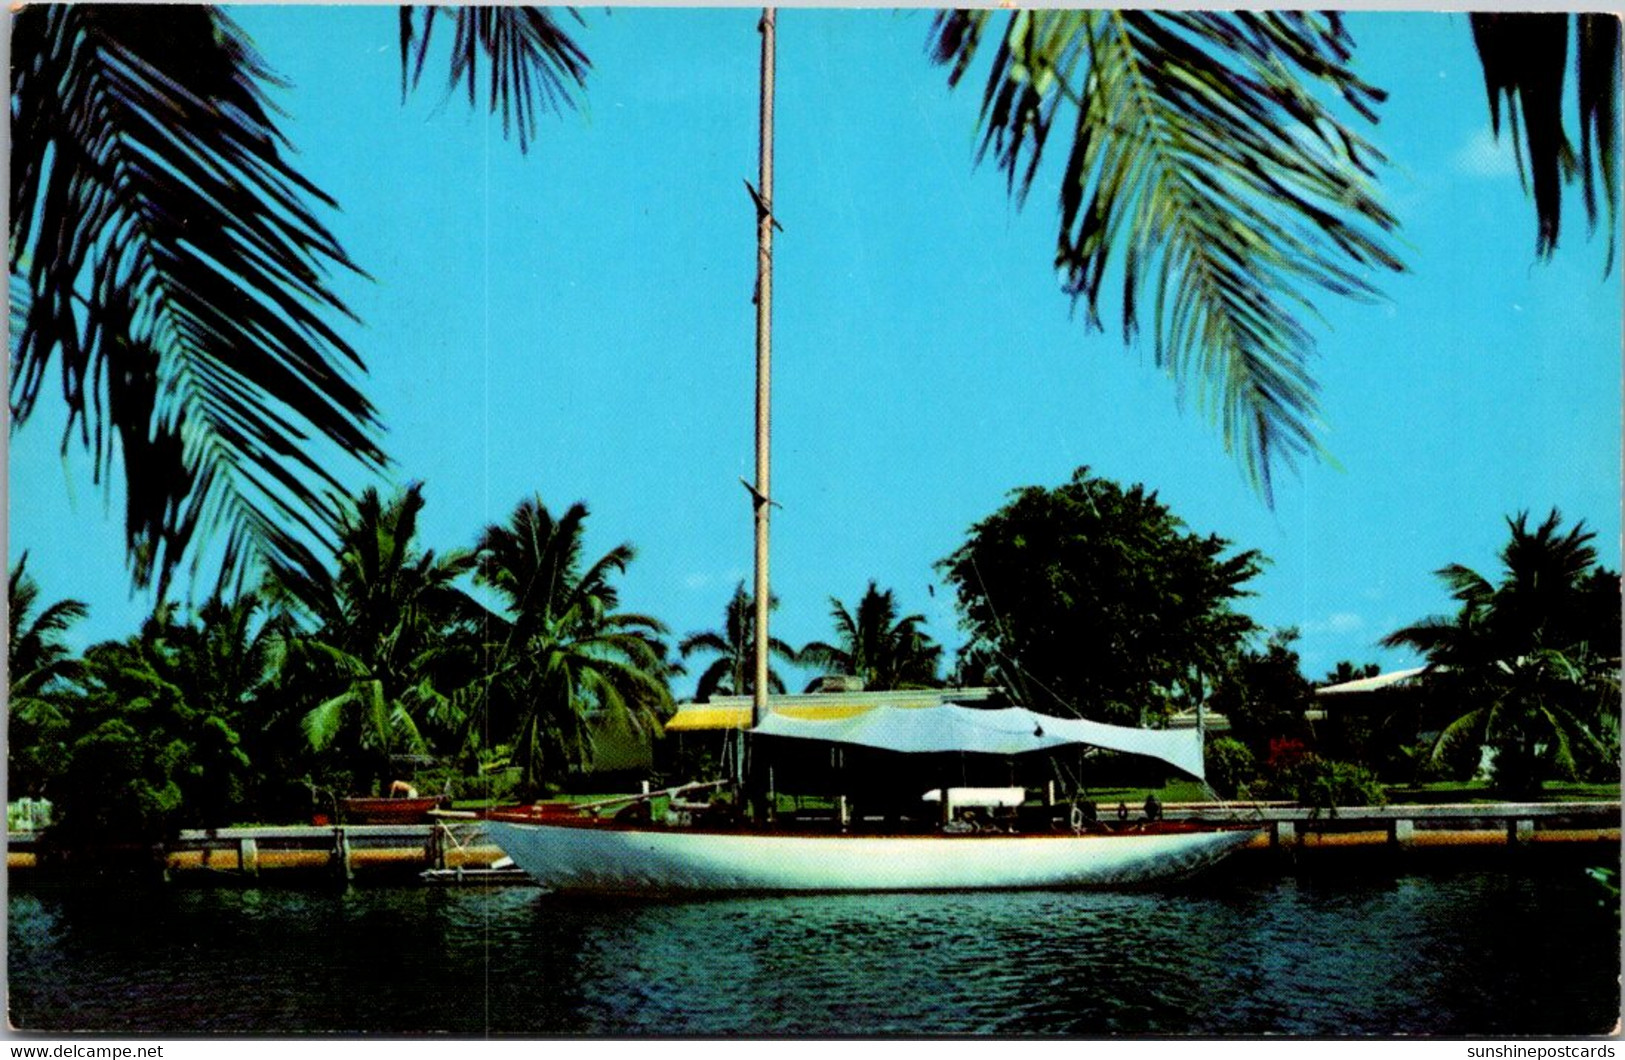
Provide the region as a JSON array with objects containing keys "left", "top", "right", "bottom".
[
  {"left": 1084, "top": 780, "right": 1214, "bottom": 806},
  {"left": 1382, "top": 780, "right": 1620, "bottom": 804}
]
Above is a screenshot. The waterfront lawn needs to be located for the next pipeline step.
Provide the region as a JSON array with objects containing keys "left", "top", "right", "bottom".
[
  {"left": 1050, "top": 778, "right": 1620, "bottom": 808},
  {"left": 1383, "top": 780, "right": 1620, "bottom": 804},
  {"left": 1081, "top": 780, "right": 1213, "bottom": 806}
]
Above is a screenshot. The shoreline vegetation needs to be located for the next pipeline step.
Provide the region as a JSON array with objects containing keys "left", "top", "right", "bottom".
[{"left": 9, "top": 483, "right": 1620, "bottom": 856}]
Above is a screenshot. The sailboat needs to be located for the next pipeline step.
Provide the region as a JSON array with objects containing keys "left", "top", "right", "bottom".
[
  {"left": 487, "top": 686, "right": 1258, "bottom": 893},
  {"left": 484, "top": 10, "right": 1259, "bottom": 894}
]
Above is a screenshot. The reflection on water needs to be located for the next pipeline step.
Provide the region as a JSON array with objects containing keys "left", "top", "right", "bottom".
[{"left": 8, "top": 865, "right": 1620, "bottom": 1035}]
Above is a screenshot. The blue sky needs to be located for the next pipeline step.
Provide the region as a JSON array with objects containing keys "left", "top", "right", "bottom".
[{"left": 9, "top": 8, "right": 1622, "bottom": 692}]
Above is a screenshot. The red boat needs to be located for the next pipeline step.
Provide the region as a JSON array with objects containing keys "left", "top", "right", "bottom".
[{"left": 340, "top": 795, "right": 442, "bottom": 824}]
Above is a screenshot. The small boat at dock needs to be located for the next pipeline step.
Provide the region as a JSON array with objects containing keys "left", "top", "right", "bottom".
[{"left": 340, "top": 795, "right": 443, "bottom": 825}]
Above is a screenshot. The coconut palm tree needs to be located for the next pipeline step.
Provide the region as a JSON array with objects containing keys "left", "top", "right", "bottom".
[
  {"left": 8, "top": 554, "right": 88, "bottom": 706},
  {"left": 9, "top": 6, "right": 587, "bottom": 596},
  {"left": 12, "top": 8, "right": 1616, "bottom": 592},
  {"left": 8, "top": 555, "right": 88, "bottom": 799},
  {"left": 679, "top": 582, "right": 801, "bottom": 700},
  {"left": 270, "top": 483, "right": 480, "bottom": 793},
  {"left": 472, "top": 496, "right": 675, "bottom": 792},
  {"left": 928, "top": 11, "right": 1617, "bottom": 500},
  {"left": 1381, "top": 510, "right": 1621, "bottom": 795},
  {"left": 801, "top": 582, "right": 942, "bottom": 691}
]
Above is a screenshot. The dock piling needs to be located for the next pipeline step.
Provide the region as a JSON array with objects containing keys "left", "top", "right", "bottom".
[{"left": 332, "top": 827, "right": 353, "bottom": 881}]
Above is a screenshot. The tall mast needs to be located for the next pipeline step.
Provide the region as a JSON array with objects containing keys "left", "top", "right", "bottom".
[{"left": 751, "top": 8, "right": 776, "bottom": 731}]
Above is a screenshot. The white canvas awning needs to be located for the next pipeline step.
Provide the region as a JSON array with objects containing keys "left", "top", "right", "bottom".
[{"left": 750, "top": 702, "right": 1207, "bottom": 780}]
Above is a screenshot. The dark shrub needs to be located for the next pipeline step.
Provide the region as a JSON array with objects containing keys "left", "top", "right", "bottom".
[
  {"left": 1203, "top": 736, "right": 1258, "bottom": 799},
  {"left": 1289, "top": 755, "right": 1387, "bottom": 812}
]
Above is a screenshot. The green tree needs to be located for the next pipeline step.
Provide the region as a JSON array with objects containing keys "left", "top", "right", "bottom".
[
  {"left": 938, "top": 467, "right": 1263, "bottom": 723},
  {"left": 1209, "top": 628, "right": 1315, "bottom": 760},
  {"left": 801, "top": 581, "right": 942, "bottom": 691},
  {"left": 474, "top": 496, "right": 674, "bottom": 792},
  {"left": 679, "top": 582, "right": 801, "bottom": 700},
  {"left": 172, "top": 593, "right": 306, "bottom": 819},
  {"left": 271, "top": 483, "right": 480, "bottom": 794},
  {"left": 1381, "top": 510, "right": 1621, "bottom": 796},
  {"left": 50, "top": 603, "right": 268, "bottom": 843},
  {"left": 7, "top": 555, "right": 88, "bottom": 798},
  {"left": 1315, "top": 660, "right": 1425, "bottom": 779}
]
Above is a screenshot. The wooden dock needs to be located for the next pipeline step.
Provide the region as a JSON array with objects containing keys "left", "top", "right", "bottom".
[
  {"left": 7, "top": 820, "right": 512, "bottom": 882},
  {"left": 1162, "top": 800, "right": 1621, "bottom": 853},
  {"left": 7, "top": 801, "right": 1618, "bottom": 884}
]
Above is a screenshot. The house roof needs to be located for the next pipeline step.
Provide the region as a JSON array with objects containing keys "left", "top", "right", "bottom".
[{"left": 1315, "top": 667, "right": 1427, "bottom": 696}]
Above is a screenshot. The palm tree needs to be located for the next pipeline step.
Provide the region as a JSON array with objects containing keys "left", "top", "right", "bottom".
[
  {"left": 12, "top": 8, "right": 1617, "bottom": 590},
  {"left": 170, "top": 592, "right": 306, "bottom": 819},
  {"left": 473, "top": 496, "right": 674, "bottom": 792},
  {"left": 801, "top": 582, "right": 942, "bottom": 691},
  {"left": 9, "top": 6, "right": 587, "bottom": 595},
  {"left": 929, "top": 11, "right": 1399, "bottom": 500},
  {"left": 8, "top": 554, "right": 88, "bottom": 706},
  {"left": 679, "top": 582, "right": 801, "bottom": 700},
  {"left": 1381, "top": 510, "right": 1620, "bottom": 795},
  {"left": 929, "top": 11, "right": 1617, "bottom": 501},
  {"left": 8, "top": 555, "right": 88, "bottom": 799},
  {"left": 270, "top": 483, "right": 480, "bottom": 794}
]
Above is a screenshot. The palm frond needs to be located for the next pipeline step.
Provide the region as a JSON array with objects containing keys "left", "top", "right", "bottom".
[
  {"left": 296, "top": 638, "right": 374, "bottom": 679},
  {"left": 1471, "top": 13, "right": 1620, "bottom": 264},
  {"left": 798, "top": 640, "right": 848, "bottom": 673},
  {"left": 1436, "top": 563, "right": 1495, "bottom": 607},
  {"left": 10, "top": 7, "right": 388, "bottom": 595},
  {"left": 385, "top": 700, "right": 429, "bottom": 756},
  {"left": 301, "top": 691, "right": 352, "bottom": 751},
  {"left": 693, "top": 657, "right": 736, "bottom": 700},
  {"left": 1540, "top": 706, "right": 1580, "bottom": 779},
  {"left": 679, "top": 631, "right": 731, "bottom": 658},
  {"left": 400, "top": 6, "right": 589, "bottom": 154},
  {"left": 1430, "top": 706, "right": 1487, "bottom": 764},
  {"left": 930, "top": 11, "right": 1402, "bottom": 501}
]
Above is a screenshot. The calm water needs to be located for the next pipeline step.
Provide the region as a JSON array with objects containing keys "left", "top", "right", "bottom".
[{"left": 8, "top": 863, "right": 1620, "bottom": 1036}]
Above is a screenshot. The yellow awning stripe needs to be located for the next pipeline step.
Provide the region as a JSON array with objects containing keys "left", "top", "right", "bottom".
[
  {"left": 664, "top": 700, "right": 947, "bottom": 731},
  {"left": 664, "top": 705, "right": 751, "bottom": 731}
]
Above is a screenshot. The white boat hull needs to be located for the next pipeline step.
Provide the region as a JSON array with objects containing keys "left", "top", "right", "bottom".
[{"left": 485, "top": 820, "right": 1258, "bottom": 894}]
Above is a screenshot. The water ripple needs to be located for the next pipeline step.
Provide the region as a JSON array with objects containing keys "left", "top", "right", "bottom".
[{"left": 9, "top": 867, "right": 1619, "bottom": 1036}]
